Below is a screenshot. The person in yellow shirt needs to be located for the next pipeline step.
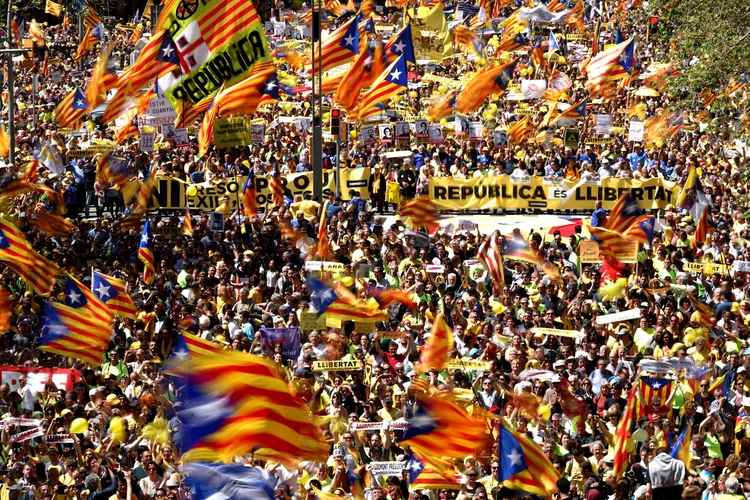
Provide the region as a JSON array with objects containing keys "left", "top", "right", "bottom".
[
  {"left": 214, "top": 195, "right": 232, "bottom": 216},
  {"left": 290, "top": 193, "right": 321, "bottom": 220}
]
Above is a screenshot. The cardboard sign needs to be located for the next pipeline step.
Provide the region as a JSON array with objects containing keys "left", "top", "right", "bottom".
[
  {"left": 350, "top": 422, "right": 389, "bottom": 431},
  {"left": 379, "top": 331, "right": 408, "bottom": 339},
  {"left": 446, "top": 360, "right": 491, "bottom": 371},
  {"left": 312, "top": 360, "right": 363, "bottom": 371},
  {"left": 415, "top": 119, "right": 429, "bottom": 138},
  {"left": 529, "top": 327, "right": 580, "bottom": 339},
  {"left": 595, "top": 308, "right": 641, "bottom": 325},
  {"left": 361, "top": 125, "right": 377, "bottom": 145},
  {"left": 371, "top": 462, "right": 407, "bottom": 476},
  {"left": 173, "top": 128, "right": 189, "bottom": 147},
  {"left": 300, "top": 311, "right": 326, "bottom": 331},
  {"left": 617, "top": 240, "right": 639, "bottom": 263},
  {"left": 455, "top": 116, "right": 469, "bottom": 136},
  {"left": 493, "top": 129, "right": 508, "bottom": 146},
  {"left": 140, "top": 132, "right": 155, "bottom": 152},
  {"left": 426, "top": 264, "right": 445, "bottom": 273},
  {"left": 378, "top": 124, "right": 393, "bottom": 143},
  {"left": 578, "top": 240, "right": 601, "bottom": 263},
  {"left": 394, "top": 121, "right": 410, "bottom": 140},
  {"left": 733, "top": 260, "right": 750, "bottom": 273},
  {"left": 353, "top": 321, "right": 377, "bottom": 333},
  {"left": 250, "top": 123, "right": 265, "bottom": 143},
  {"left": 594, "top": 114, "right": 612, "bottom": 135},
  {"left": 428, "top": 124, "right": 444, "bottom": 144},
  {"left": 11, "top": 427, "right": 44, "bottom": 442},
  {"left": 469, "top": 122, "right": 483, "bottom": 140},
  {"left": 139, "top": 97, "right": 178, "bottom": 126},
  {"left": 628, "top": 121, "right": 644, "bottom": 142}
]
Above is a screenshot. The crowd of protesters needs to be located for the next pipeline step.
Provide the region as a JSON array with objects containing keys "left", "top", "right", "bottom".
[{"left": 0, "top": 0, "right": 747, "bottom": 498}]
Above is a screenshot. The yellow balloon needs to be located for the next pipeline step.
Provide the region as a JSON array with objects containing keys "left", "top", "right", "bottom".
[
  {"left": 519, "top": 102, "right": 529, "bottom": 109},
  {"left": 283, "top": 103, "right": 294, "bottom": 113},
  {"left": 489, "top": 39, "right": 499, "bottom": 47},
  {"left": 350, "top": 129, "right": 358, "bottom": 139},
  {"left": 110, "top": 417, "right": 126, "bottom": 444},
  {"left": 304, "top": 102, "right": 311, "bottom": 109},
  {"left": 537, "top": 405, "right": 551, "bottom": 421},
  {"left": 440, "top": 118, "right": 448, "bottom": 127},
  {"left": 186, "top": 185, "right": 198, "bottom": 196},
  {"left": 488, "top": 103, "right": 498, "bottom": 112},
  {"left": 438, "top": 85, "right": 447, "bottom": 93},
  {"left": 323, "top": 112, "right": 331, "bottom": 121},
  {"left": 408, "top": 91, "right": 418, "bottom": 98},
  {"left": 71, "top": 418, "right": 88, "bottom": 434}
]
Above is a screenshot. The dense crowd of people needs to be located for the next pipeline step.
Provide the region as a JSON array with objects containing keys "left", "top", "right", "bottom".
[{"left": 0, "top": 0, "right": 747, "bottom": 498}]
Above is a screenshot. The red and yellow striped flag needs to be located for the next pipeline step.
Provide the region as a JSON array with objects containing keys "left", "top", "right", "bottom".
[
  {"left": 418, "top": 314, "right": 453, "bottom": 373},
  {"left": 613, "top": 387, "right": 637, "bottom": 478},
  {"left": 508, "top": 115, "right": 533, "bottom": 143}
]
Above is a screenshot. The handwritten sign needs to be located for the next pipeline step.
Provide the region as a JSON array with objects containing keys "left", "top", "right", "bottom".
[
  {"left": 595, "top": 308, "right": 641, "bottom": 325},
  {"left": 733, "top": 260, "right": 750, "bottom": 273},
  {"left": 312, "top": 360, "right": 364, "bottom": 371},
  {"left": 353, "top": 322, "right": 377, "bottom": 334},
  {"left": 617, "top": 240, "right": 639, "bottom": 263},
  {"left": 300, "top": 311, "right": 326, "bottom": 331},
  {"left": 579, "top": 240, "right": 601, "bottom": 263},
  {"left": 379, "top": 331, "right": 408, "bottom": 339}
]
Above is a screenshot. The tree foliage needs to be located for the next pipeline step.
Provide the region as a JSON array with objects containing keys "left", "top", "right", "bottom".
[{"left": 647, "top": 0, "right": 750, "bottom": 107}]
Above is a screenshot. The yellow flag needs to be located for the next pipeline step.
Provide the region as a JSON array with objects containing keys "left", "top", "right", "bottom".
[{"left": 410, "top": 5, "right": 453, "bottom": 60}]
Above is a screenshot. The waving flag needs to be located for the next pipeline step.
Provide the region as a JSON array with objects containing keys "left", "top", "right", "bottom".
[
  {"left": 613, "top": 387, "right": 637, "bottom": 478},
  {"left": 83, "top": 2, "right": 101, "bottom": 27},
  {"left": 367, "top": 287, "right": 417, "bottom": 310},
  {"left": 54, "top": 88, "right": 88, "bottom": 129},
  {"left": 508, "top": 116, "right": 534, "bottom": 143},
  {"left": 357, "top": 54, "right": 408, "bottom": 119},
  {"left": 385, "top": 24, "right": 416, "bottom": 64},
  {"left": 154, "top": 0, "right": 272, "bottom": 109},
  {"left": 692, "top": 209, "right": 713, "bottom": 249},
  {"left": 585, "top": 38, "right": 634, "bottom": 95},
  {"left": 91, "top": 271, "right": 137, "bottom": 319},
  {"left": 457, "top": 60, "right": 516, "bottom": 114},
  {"left": 418, "top": 314, "right": 453, "bottom": 373},
  {"left": 45, "top": 0, "right": 63, "bottom": 16},
  {"left": 86, "top": 44, "right": 118, "bottom": 112},
  {"left": 198, "top": 95, "right": 220, "bottom": 159},
  {"left": 551, "top": 98, "right": 587, "bottom": 126},
  {"left": 671, "top": 417, "right": 693, "bottom": 468},
  {"left": 64, "top": 275, "right": 113, "bottom": 324},
  {"left": 258, "top": 73, "right": 295, "bottom": 107},
  {"left": 407, "top": 451, "right": 461, "bottom": 491},
  {"left": 478, "top": 230, "right": 505, "bottom": 289},
  {"left": 173, "top": 351, "right": 328, "bottom": 462},
  {"left": 588, "top": 224, "right": 635, "bottom": 264},
  {"left": 39, "top": 302, "right": 112, "bottom": 366},
  {"left": 496, "top": 33, "right": 529, "bottom": 53},
  {"left": 28, "top": 19, "right": 46, "bottom": 47},
  {"left": 0, "top": 217, "right": 60, "bottom": 295},
  {"left": 639, "top": 377, "right": 674, "bottom": 409},
  {"left": 316, "top": 206, "right": 333, "bottom": 260},
  {"left": 399, "top": 196, "right": 439, "bottom": 232},
  {"left": 497, "top": 420, "right": 560, "bottom": 496},
  {"left": 399, "top": 396, "right": 487, "bottom": 458},
  {"left": 269, "top": 163, "right": 284, "bottom": 209},
  {"left": 505, "top": 239, "right": 559, "bottom": 279},
  {"left": 242, "top": 171, "right": 257, "bottom": 218},
  {"left": 335, "top": 42, "right": 368, "bottom": 112},
  {"left": 138, "top": 219, "right": 155, "bottom": 285},
  {"left": 308, "top": 16, "right": 358, "bottom": 73},
  {"left": 184, "top": 463, "right": 275, "bottom": 500},
  {"left": 211, "top": 62, "right": 276, "bottom": 117},
  {"left": 604, "top": 193, "right": 642, "bottom": 233},
  {"left": 622, "top": 215, "right": 655, "bottom": 245},
  {"left": 307, "top": 276, "right": 387, "bottom": 322},
  {"left": 97, "top": 152, "right": 130, "bottom": 188}
]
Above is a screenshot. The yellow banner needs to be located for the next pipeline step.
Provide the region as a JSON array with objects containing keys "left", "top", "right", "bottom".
[
  {"left": 684, "top": 262, "right": 730, "bottom": 275},
  {"left": 578, "top": 240, "right": 601, "bottom": 263},
  {"left": 446, "top": 360, "right": 491, "bottom": 371},
  {"left": 139, "top": 169, "right": 371, "bottom": 211},
  {"left": 213, "top": 117, "right": 254, "bottom": 148},
  {"left": 312, "top": 360, "right": 363, "bottom": 371},
  {"left": 411, "top": 5, "right": 453, "bottom": 60},
  {"left": 427, "top": 176, "right": 679, "bottom": 211},
  {"left": 300, "top": 311, "right": 326, "bottom": 331}
]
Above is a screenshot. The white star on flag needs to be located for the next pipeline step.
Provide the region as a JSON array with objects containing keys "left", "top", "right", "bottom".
[
  {"left": 75, "top": 99, "right": 84, "bottom": 107},
  {"left": 95, "top": 284, "right": 112, "bottom": 300},
  {"left": 343, "top": 34, "right": 355, "bottom": 46},
  {"left": 392, "top": 40, "right": 405, "bottom": 53},
  {"left": 507, "top": 448, "right": 523, "bottom": 466},
  {"left": 652, "top": 382, "right": 661, "bottom": 389},
  {"left": 67, "top": 289, "right": 82, "bottom": 304},
  {"left": 389, "top": 69, "right": 402, "bottom": 81},
  {"left": 161, "top": 45, "right": 175, "bottom": 58},
  {"left": 140, "top": 233, "right": 150, "bottom": 245}
]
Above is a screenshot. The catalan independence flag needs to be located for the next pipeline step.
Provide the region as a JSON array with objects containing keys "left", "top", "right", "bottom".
[
  {"left": 45, "top": 0, "right": 63, "bottom": 16},
  {"left": 357, "top": 54, "right": 408, "bottom": 119},
  {"left": 138, "top": 219, "right": 155, "bottom": 285},
  {"left": 64, "top": 274, "right": 113, "bottom": 325},
  {"left": 308, "top": 276, "right": 388, "bottom": 323},
  {"left": 407, "top": 451, "right": 460, "bottom": 491},
  {"left": 316, "top": 204, "right": 333, "bottom": 260},
  {"left": 496, "top": 32, "right": 529, "bottom": 53},
  {"left": 622, "top": 215, "right": 655, "bottom": 245},
  {"left": 0, "top": 217, "right": 60, "bottom": 295},
  {"left": 399, "top": 196, "right": 439, "bottom": 232},
  {"left": 604, "top": 193, "right": 642, "bottom": 234},
  {"left": 504, "top": 239, "right": 559, "bottom": 280},
  {"left": 39, "top": 302, "right": 112, "bottom": 366},
  {"left": 91, "top": 271, "right": 138, "bottom": 319},
  {"left": 613, "top": 387, "right": 637, "bottom": 478},
  {"left": 212, "top": 61, "right": 276, "bottom": 118},
  {"left": 97, "top": 151, "right": 130, "bottom": 188},
  {"left": 399, "top": 395, "right": 487, "bottom": 459},
  {"left": 585, "top": 38, "right": 634, "bottom": 95},
  {"left": 508, "top": 116, "right": 534, "bottom": 143},
  {"left": 183, "top": 195, "right": 194, "bottom": 237},
  {"left": 54, "top": 88, "right": 88, "bottom": 129},
  {"left": 385, "top": 24, "right": 416, "bottom": 65},
  {"left": 497, "top": 420, "right": 560, "bottom": 497},
  {"left": 418, "top": 313, "right": 453, "bottom": 374},
  {"left": 670, "top": 416, "right": 693, "bottom": 469},
  {"left": 269, "top": 163, "right": 284, "bottom": 209},
  {"left": 167, "top": 331, "right": 224, "bottom": 364},
  {"left": 478, "top": 230, "right": 505, "bottom": 289},
  {"left": 83, "top": 2, "right": 101, "bottom": 28},
  {"left": 456, "top": 60, "right": 516, "bottom": 115},
  {"left": 639, "top": 377, "right": 674, "bottom": 410},
  {"left": 692, "top": 209, "right": 713, "bottom": 249},
  {"left": 242, "top": 170, "right": 257, "bottom": 219},
  {"left": 550, "top": 98, "right": 587, "bottom": 126},
  {"left": 86, "top": 44, "right": 119, "bottom": 112},
  {"left": 172, "top": 351, "right": 328, "bottom": 462},
  {"left": 308, "top": 16, "right": 359, "bottom": 74}
]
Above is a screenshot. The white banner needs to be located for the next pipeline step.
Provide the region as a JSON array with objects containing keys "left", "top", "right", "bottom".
[
  {"left": 371, "top": 462, "right": 407, "bottom": 477},
  {"left": 595, "top": 308, "right": 642, "bottom": 325}
]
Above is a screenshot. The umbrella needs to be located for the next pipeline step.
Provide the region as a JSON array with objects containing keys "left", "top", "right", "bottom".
[{"left": 634, "top": 87, "right": 660, "bottom": 97}]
